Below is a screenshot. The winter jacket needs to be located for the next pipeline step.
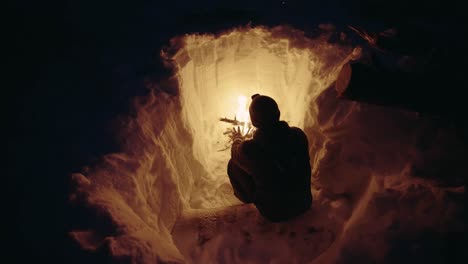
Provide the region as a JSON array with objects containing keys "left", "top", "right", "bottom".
[{"left": 229, "top": 121, "right": 312, "bottom": 222}]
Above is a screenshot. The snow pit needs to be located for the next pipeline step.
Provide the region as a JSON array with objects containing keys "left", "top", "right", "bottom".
[{"left": 70, "top": 26, "right": 466, "bottom": 263}]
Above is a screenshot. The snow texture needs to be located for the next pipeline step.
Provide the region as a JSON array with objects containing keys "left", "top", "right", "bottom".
[{"left": 70, "top": 26, "right": 466, "bottom": 263}]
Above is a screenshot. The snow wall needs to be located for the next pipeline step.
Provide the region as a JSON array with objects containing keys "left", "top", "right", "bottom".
[{"left": 70, "top": 26, "right": 466, "bottom": 263}]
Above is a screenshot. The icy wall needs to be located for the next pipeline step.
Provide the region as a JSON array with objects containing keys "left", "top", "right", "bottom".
[
  {"left": 172, "top": 27, "right": 353, "bottom": 208},
  {"left": 70, "top": 26, "right": 466, "bottom": 263}
]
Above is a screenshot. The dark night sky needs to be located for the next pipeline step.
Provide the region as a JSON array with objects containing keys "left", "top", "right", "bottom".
[{"left": 9, "top": 0, "right": 467, "bottom": 263}]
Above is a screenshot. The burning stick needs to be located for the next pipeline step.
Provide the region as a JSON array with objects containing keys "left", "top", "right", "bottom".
[
  {"left": 218, "top": 95, "right": 254, "bottom": 151},
  {"left": 219, "top": 117, "right": 253, "bottom": 136},
  {"left": 219, "top": 117, "right": 248, "bottom": 127},
  {"left": 218, "top": 116, "right": 254, "bottom": 151}
]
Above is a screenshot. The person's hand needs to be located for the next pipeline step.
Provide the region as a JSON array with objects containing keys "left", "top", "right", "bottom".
[{"left": 229, "top": 126, "right": 244, "bottom": 142}]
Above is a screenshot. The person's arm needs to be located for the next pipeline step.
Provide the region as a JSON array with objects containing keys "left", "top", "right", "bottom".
[
  {"left": 230, "top": 128, "right": 256, "bottom": 176},
  {"left": 231, "top": 136, "right": 244, "bottom": 161}
]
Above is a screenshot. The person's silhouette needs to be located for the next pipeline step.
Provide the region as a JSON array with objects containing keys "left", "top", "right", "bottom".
[{"left": 228, "top": 94, "right": 312, "bottom": 222}]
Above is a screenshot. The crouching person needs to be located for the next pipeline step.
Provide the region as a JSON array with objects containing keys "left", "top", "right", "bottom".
[{"left": 228, "top": 94, "right": 312, "bottom": 222}]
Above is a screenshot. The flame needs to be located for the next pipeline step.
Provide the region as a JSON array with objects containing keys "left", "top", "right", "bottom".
[{"left": 235, "top": 95, "right": 251, "bottom": 136}]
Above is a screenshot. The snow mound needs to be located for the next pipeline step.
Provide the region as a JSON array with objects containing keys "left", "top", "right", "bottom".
[{"left": 70, "top": 26, "right": 466, "bottom": 263}]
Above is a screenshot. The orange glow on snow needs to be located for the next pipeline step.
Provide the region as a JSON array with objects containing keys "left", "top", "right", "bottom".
[{"left": 70, "top": 26, "right": 379, "bottom": 264}]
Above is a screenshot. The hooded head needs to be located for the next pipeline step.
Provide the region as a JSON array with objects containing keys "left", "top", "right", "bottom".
[{"left": 249, "top": 94, "right": 280, "bottom": 129}]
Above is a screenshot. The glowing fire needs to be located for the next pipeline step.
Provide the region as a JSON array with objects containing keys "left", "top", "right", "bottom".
[{"left": 235, "top": 95, "right": 251, "bottom": 136}]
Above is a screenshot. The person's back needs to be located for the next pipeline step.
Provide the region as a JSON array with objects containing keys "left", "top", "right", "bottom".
[{"left": 228, "top": 94, "right": 312, "bottom": 222}]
